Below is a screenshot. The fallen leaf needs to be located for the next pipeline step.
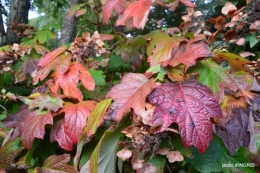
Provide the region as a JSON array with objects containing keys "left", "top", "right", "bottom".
[
  {"left": 148, "top": 79, "right": 222, "bottom": 153},
  {"left": 105, "top": 73, "right": 156, "bottom": 122}
]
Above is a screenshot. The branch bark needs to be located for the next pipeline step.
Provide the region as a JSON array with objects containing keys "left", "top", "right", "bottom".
[
  {"left": 6, "top": 0, "right": 30, "bottom": 45},
  {"left": 58, "top": 0, "right": 82, "bottom": 46}
]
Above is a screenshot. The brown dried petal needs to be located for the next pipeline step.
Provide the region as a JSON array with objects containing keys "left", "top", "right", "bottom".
[
  {"left": 166, "top": 151, "right": 184, "bottom": 163},
  {"left": 155, "top": 148, "right": 170, "bottom": 155},
  {"left": 117, "top": 149, "right": 132, "bottom": 161}
]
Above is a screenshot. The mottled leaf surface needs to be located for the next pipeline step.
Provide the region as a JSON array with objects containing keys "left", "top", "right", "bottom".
[
  {"left": 166, "top": 40, "right": 214, "bottom": 68},
  {"left": 116, "top": 0, "right": 152, "bottom": 29},
  {"left": 188, "top": 59, "right": 239, "bottom": 103},
  {"left": 214, "top": 52, "right": 251, "bottom": 72},
  {"left": 105, "top": 73, "right": 156, "bottom": 122},
  {"left": 148, "top": 79, "right": 222, "bottom": 153},
  {"left": 42, "top": 154, "right": 74, "bottom": 173},
  {"left": 146, "top": 31, "right": 182, "bottom": 66},
  {"left": 28, "top": 94, "right": 64, "bottom": 112},
  {"left": 50, "top": 101, "right": 97, "bottom": 151}
]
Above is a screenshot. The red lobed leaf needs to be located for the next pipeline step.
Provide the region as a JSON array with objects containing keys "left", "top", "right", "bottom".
[
  {"left": 102, "top": 0, "right": 124, "bottom": 24},
  {"left": 165, "top": 39, "right": 214, "bottom": 68},
  {"left": 105, "top": 73, "right": 156, "bottom": 122},
  {"left": 38, "top": 45, "right": 67, "bottom": 68},
  {"left": 19, "top": 111, "right": 53, "bottom": 149},
  {"left": 50, "top": 63, "right": 95, "bottom": 101},
  {"left": 116, "top": 0, "right": 153, "bottom": 29},
  {"left": 50, "top": 101, "right": 97, "bottom": 151},
  {"left": 148, "top": 80, "right": 222, "bottom": 153},
  {"left": 33, "top": 53, "right": 72, "bottom": 85}
]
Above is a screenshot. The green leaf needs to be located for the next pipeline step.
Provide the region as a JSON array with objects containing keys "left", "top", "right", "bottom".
[
  {"left": 246, "top": 34, "right": 259, "bottom": 48},
  {"left": 68, "top": 4, "right": 81, "bottom": 19},
  {"left": 74, "top": 99, "right": 112, "bottom": 169},
  {"left": 89, "top": 70, "right": 106, "bottom": 86},
  {"left": 28, "top": 94, "right": 64, "bottom": 112},
  {"left": 149, "top": 154, "right": 166, "bottom": 173},
  {"left": 187, "top": 59, "right": 238, "bottom": 103},
  {"left": 0, "top": 138, "right": 24, "bottom": 168},
  {"left": 186, "top": 136, "right": 225, "bottom": 173},
  {"left": 80, "top": 115, "right": 131, "bottom": 173},
  {"left": 107, "top": 55, "right": 124, "bottom": 72}
]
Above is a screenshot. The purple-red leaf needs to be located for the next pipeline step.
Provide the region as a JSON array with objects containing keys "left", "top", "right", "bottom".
[
  {"left": 148, "top": 80, "right": 222, "bottom": 153},
  {"left": 105, "top": 73, "right": 156, "bottom": 122},
  {"left": 38, "top": 46, "right": 67, "bottom": 68},
  {"left": 50, "top": 101, "right": 97, "bottom": 151}
]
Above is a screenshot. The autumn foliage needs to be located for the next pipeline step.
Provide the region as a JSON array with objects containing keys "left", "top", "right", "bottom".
[{"left": 0, "top": 0, "right": 260, "bottom": 172}]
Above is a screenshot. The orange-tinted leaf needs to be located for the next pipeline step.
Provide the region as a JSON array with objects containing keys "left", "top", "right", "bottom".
[
  {"left": 50, "top": 63, "right": 95, "bottom": 101},
  {"left": 166, "top": 39, "right": 214, "bottom": 68},
  {"left": 180, "top": 0, "right": 196, "bottom": 7},
  {"left": 42, "top": 154, "right": 74, "bottom": 172},
  {"left": 148, "top": 80, "right": 222, "bottom": 153},
  {"left": 116, "top": 0, "right": 153, "bottom": 29},
  {"left": 102, "top": 0, "right": 124, "bottom": 24},
  {"left": 38, "top": 46, "right": 67, "bottom": 67},
  {"left": 100, "top": 34, "right": 115, "bottom": 41},
  {"left": 214, "top": 52, "right": 251, "bottom": 72},
  {"left": 146, "top": 30, "right": 182, "bottom": 66},
  {"left": 105, "top": 73, "right": 156, "bottom": 122},
  {"left": 73, "top": 63, "right": 95, "bottom": 91},
  {"left": 51, "top": 101, "right": 97, "bottom": 151},
  {"left": 33, "top": 53, "right": 72, "bottom": 85}
]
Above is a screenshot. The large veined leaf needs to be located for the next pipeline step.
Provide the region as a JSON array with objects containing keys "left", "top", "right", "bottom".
[
  {"left": 50, "top": 101, "right": 97, "bottom": 151},
  {"left": 146, "top": 30, "right": 182, "bottom": 66},
  {"left": 3, "top": 110, "right": 53, "bottom": 149},
  {"left": 188, "top": 59, "right": 239, "bottom": 103},
  {"left": 116, "top": 0, "right": 152, "bottom": 29},
  {"left": 80, "top": 115, "right": 130, "bottom": 173},
  {"left": 74, "top": 99, "right": 112, "bottom": 169},
  {"left": 148, "top": 79, "right": 222, "bottom": 153},
  {"left": 105, "top": 73, "right": 156, "bottom": 122}
]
